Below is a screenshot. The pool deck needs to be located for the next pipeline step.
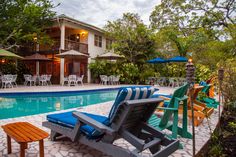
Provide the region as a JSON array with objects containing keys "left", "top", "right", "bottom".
[{"left": 0, "top": 84, "right": 220, "bottom": 157}]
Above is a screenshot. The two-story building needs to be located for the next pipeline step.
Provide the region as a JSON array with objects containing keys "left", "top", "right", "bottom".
[{"left": 21, "top": 14, "right": 112, "bottom": 84}]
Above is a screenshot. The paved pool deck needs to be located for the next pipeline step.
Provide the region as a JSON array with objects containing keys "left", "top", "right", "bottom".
[{"left": 0, "top": 84, "right": 220, "bottom": 157}]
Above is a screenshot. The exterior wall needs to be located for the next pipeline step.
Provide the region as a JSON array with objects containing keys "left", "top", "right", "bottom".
[
  {"left": 87, "top": 31, "right": 107, "bottom": 58},
  {"left": 87, "top": 31, "right": 107, "bottom": 83},
  {"left": 51, "top": 18, "right": 108, "bottom": 83}
]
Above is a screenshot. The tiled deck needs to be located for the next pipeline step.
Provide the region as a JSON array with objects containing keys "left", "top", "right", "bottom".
[{"left": 0, "top": 85, "right": 219, "bottom": 157}]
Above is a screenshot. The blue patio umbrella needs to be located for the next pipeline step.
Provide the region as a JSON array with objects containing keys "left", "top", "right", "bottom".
[
  {"left": 167, "top": 56, "right": 188, "bottom": 62},
  {"left": 147, "top": 57, "right": 168, "bottom": 63}
]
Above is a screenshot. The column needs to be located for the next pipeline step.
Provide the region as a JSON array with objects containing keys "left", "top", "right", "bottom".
[
  {"left": 87, "top": 58, "right": 91, "bottom": 83},
  {"left": 60, "top": 23, "right": 65, "bottom": 85}
]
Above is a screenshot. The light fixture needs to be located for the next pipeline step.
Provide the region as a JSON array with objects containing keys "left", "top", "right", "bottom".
[
  {"left": 33, "top": 36, "right": 37, "bottom": 41},
  {"left": 1, "top": 59, "right": 5, "bottom": 63},
  {"left": 188, "top": 58, "right": 193, "bottom": 63},
  {"left": 81, "top": 32, "right": 85, "bottom": 37}
]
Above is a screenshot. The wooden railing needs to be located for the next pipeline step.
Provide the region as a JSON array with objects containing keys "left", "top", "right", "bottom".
[
  {"left": 65, "top": 39, "right": 88, "bottom": 54},
  {"left": 21, "top": 39, "right": 88, "bottom": 54}
]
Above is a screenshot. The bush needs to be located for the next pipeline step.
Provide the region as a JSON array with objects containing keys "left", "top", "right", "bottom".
[
  {"left": 195, "top": 64, "right": 212, "bottom": 83},
  {"left": 0, "top": 61, "right": 31, "bottom": 84},
  {"left": 88, "top": 60, "right": 155, "bottom": 84},
  {"left": 221, "top": 59, "right": 236, "bottom": 105}
]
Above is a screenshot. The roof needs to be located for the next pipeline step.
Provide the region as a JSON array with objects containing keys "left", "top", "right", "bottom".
[
  {"left": 53, "top": 14, "right": 104, "bottom": 33},
  {"left": 56, "top": 50, "right": 89, "bottom": 58},
  {"left": 23, "top": 53, "right": 51, "bottom": 61}
]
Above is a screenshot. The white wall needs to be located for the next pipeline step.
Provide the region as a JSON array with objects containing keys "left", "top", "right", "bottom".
[
  {"left": 87, "top": 31, "right": 107, "bottom": 83},
  {"left": 88, "top": 31, "right": 107, "bottom": 58}
]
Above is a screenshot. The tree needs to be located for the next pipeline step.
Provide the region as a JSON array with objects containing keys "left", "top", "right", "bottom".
[
  {"left": 104, "top": 13, "right": 156, "bottom": 64},
  {"left": 0, "top": 0, "right": 57, "bottom": 50},
  {"left": 150, "top": 0, "right": 236, "bottom": 57},
  {"left": 150, "top": 0, "right": 235, "bottom": 36}
]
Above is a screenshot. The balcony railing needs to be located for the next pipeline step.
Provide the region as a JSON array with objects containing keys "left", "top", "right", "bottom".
[
  {"left": 65, "top": 39, "right": 88, "bottom": 54},
  {"left": 20, "top": 39, "right": 88, "bottom": 54}
]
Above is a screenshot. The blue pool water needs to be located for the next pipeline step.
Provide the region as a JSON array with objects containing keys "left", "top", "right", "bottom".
[{"left": 0, "top": 89, "right": 118, "bottom": 120}]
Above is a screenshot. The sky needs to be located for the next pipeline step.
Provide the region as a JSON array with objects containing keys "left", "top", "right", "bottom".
[{"left": 52, "top": 0, "right": 161, "bottom": 28}]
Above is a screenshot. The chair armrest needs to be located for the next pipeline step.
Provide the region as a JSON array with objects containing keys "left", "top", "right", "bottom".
[
  {"left": 175, "top": 95, "right": 188, "bottom": 101},
  {"left": 159, "top": 96, "right": 171, "bottom": 100},
  {"left": 72, "top": 112, "right": 115, "bottom": 136},
  {"left": 156, "top": 107, "right": 178, "bottom": 111}
]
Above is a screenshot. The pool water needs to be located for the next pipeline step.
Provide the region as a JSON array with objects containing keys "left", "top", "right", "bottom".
[{"left": 0, "top": 89, "right": 118, "bottom": 120}]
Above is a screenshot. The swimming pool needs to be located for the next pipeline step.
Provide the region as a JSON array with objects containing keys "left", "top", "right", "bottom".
[{"left": 0, "top": 89, "right": 118, "bottom": 120}]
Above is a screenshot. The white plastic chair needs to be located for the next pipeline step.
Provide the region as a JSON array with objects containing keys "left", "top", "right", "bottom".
[
  {"left": 108, "top": 75, "right": 114, "bottom": 85},
  {"left": 2, "top": 75, "right": 13, "bottom": 88},
  {"left": 100, "top": 75, "right": 108, "bottom": 85},
  {"left": 168, "top": 77, "right": 179, "bottom": 88},
  {"left": 46, "top": 74, "right": 52, "bottom": 85},
  {"left": 39, "top": 75, "right": 48, "bottom": 86},
  {"left": 11, "top": 74, "right": 17, "bottom": 87},
  {"left": 68, "top": 75, "right": 77, "bottom": 86},
  {"left": 113, "top": 75, "right": 120, "bottom": 85},
  {"left": 63, "top": 77, "right": 68, "bottom": 86},
  {"left": 76, "top": 75, "right": 84, "bottom": 86}
]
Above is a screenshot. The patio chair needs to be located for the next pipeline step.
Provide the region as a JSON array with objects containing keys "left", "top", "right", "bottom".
[
  {"left": 43, "top": 86, "right": 180, "bottom": 157},
  {"left": 100, "top": 75, "right": 108, "bottom": 85},
  {"left": 157, "top": 77, "right": 166, "bottom": 87},
  {"left": 113, "top": 75, "right": 120, "bottom": 85},
  {"left": 168, "top": 77, "right": 179, "bottom": 88},
  {"left": 39, "top": 75, "right": 48, "bottom": 86},
  {"left": 11, "top": 74, "right": 17, "bottom": 87},
  {"left": 108, "top": 75, "right": 114, "bottom": 85},
  {"left": 63, "top": 76, "right": 68, "bottom": 86},
  {"left": 149, "top": 84, "right": 192, "bottom": 139},
  {"left": 24, "top": 75, "right": 36, "bottom": 86},
  {"left": 68, "top": 75, "right": 77, "bottom": 86},
  {"left": 199, "top": 82, "right": 219, "bottom": 108},
  {"left": 46, "top": 74, "right": 52, "bottom": 85},
  {"left": 1, "top": 75, "right": 13, "bottom": 88},
  {"left": 76, "top": 75, "right": 84, "bottom": 86}
]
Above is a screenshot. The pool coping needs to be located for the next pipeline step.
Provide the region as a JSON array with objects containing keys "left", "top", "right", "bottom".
[{"left": 0, "top": 87, "right": 121, "bottom": 96}]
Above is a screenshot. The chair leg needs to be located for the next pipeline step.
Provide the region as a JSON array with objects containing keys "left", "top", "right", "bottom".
[
  {"left": 20, "top": 143, "right": 26, "bottom": 157},
  {"left": 39, "top": 140, "right": 44, "bottom": 157},
  {"left": 7, "top": 135, "right": 11, "bottom": 154}
]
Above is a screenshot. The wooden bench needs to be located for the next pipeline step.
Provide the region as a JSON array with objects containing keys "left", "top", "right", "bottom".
[{"left": 2, "top": 122, "right": 49, "bottom": 157}]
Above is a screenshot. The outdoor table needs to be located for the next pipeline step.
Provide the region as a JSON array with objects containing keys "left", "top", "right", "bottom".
[{"left": 2, "top": 122, "right": 49, "bottom": 157}]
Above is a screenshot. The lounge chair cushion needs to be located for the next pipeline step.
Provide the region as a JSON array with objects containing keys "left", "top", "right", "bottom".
[
  {"left": 108, "top": 86, "right": 156, "bottom": 121},
  {"left": 47, "top": 111, "right": 109, "bottom": 138}
]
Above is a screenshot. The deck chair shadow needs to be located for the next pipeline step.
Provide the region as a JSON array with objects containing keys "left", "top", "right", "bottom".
[
  {"left": 149, "top": 84, "right": 192, "bottom": 139},
  {"left": 43, "top": 86, "right": 179, "bottom": 157}
]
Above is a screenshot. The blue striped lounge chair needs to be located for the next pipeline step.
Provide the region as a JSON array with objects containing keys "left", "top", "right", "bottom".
[{"left": 43, "top": 86, "right": 179, "bottom": 157}]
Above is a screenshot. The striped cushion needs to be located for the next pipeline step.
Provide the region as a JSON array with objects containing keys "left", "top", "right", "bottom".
[{"left": 108, "top": 86, "right": 157, "bottom": 121}]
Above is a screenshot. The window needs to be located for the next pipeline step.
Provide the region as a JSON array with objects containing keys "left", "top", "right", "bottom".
[
  {"left": 94, "top": 34, "right": 102, "bottom": 47},
  {"left": 106, "top": 39, "right": 113, "bottom": 49}
]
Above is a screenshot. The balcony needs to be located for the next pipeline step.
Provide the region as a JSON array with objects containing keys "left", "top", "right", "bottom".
[{"left": 65, "top": 39, "right": 88, "bottom": 54}]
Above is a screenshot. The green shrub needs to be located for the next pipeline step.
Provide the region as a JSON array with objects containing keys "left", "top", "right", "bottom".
[
  {"left": 0, "top": 61, "right": 31, "bottom": 84},
  {"left": 195, "top": 64, "right": 212, "bottom": 83}
]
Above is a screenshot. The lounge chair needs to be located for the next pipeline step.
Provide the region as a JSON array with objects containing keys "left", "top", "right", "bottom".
[
  {"left": 43, "top": 86, "right": 179, "bottom": 157},
  {"left": 149, "top": 84, "right": 192, "bottom": 139},
  {"left": 199, "top": 81, "right": 219, "bottom": 108}
]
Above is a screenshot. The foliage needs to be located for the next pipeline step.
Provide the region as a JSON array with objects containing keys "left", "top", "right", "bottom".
[
  {"left": 0, "top": 61, "right": 31, "bottom": 83},
  {"left": 195, "top": 64, "right": 212, "bottom": 83},
  {"left": 0, "top": 0, "right": 57, "bottom": 50},
  {"left": 89, "top": 59, "right": 155, "bottom": 84},
  {"left": 220, "top": 58, "right": 236, "bottom": 104},
  {"left": 104, "top": 13, "right": 156, "bottom": 66},
  {"left": 150, "top": 0, "right": 236, "bottom": 37}
]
